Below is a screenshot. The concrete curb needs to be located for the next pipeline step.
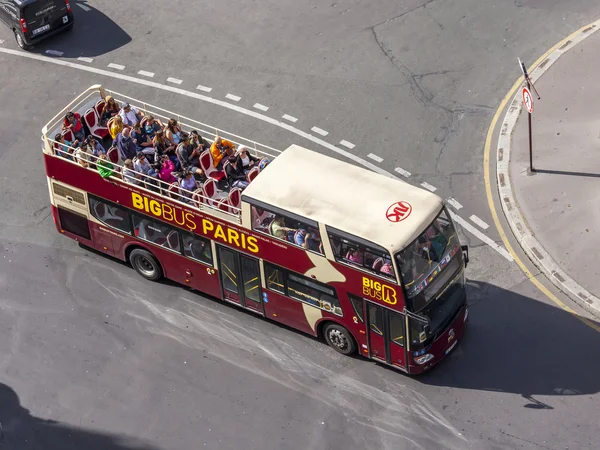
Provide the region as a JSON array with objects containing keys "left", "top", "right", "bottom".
[{"left": 497, "top": 20, "right": 600, "bottom": 317}]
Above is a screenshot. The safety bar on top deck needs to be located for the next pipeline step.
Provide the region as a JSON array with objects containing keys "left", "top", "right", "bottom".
[
  {"left": 47, "top": 139, "right": 242, "bottom": 220},
  {"left": 104, "top": 88, "right": 281, "bottom": 160},
  {"left": 42, "top": 85, "right": 102, "bottom": 136}
]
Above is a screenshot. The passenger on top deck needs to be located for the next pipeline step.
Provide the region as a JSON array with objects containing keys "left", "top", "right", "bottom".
[
  {"left": 114, "top": 128, "right": 138, "bottom": 161},
  {"left": 177, "top": 134, "right": 205, "bottom": 181},
  {"left": 210, "top": 136, "right": 235, "bottom": 170},
  {"left": 224, "top": 155, "right": 249, "bottom": 190},
  {"left": 108, "top": 115, "right": 124, "bottom": 139},
  {"left": 101, "top": 95, "right": 120, "bottom": 126},
  {"left": 165, "top": 119, "right": 183, "bottom": 145},
  {"left": 62, "top": 111, "right": 86, "bottom": 142},
  {"left": 119, "top": 103, "right": 143, "bottom": 128},
  {"left": 235, "top": 146, "right": 260, "bottom": 175}
]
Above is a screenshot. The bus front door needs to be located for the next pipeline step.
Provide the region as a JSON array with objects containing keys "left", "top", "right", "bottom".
[
  {"left": 216, "top": 246, "right": 263, "bottom": 315},
  {"left": 366, "top": 303, "right": 407, "bottom": 370}
]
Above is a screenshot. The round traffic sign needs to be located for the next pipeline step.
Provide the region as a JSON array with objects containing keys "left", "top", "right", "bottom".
[{"left": 522, "top": 87, "right": 534, "bottom": 113}]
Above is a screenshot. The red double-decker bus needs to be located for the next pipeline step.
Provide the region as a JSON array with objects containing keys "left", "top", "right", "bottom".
[{"left": 42, "top": 85, "right": 470, "bottom": 374}]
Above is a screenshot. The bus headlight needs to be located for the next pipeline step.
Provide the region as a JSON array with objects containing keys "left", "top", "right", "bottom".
[{"left": 414, "top": 353, "right": 434, "bottom": 365}]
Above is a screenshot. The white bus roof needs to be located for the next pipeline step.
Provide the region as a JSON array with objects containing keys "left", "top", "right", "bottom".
[{"left": 243, "top": 145, "right": 444, "bottom": 252}]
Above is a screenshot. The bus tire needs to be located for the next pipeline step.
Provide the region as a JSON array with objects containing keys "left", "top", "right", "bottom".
[
  {"left": 129, "top": 248, "right": 163, "bottom": 281},
  {"left": 323, "top": 323, "right": 356, "bottom": 356}
]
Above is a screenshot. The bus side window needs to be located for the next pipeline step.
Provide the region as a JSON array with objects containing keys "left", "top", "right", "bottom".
[
  {"left": 264, "top": 263, "right": 285, "bottom": 293},
  {"left": 89, "top": 196, "right": 131, "bottom": 234},
  {"left": 182, "top": 233, "right": 213, "bottom": 265},
  {"left": 328, "top": 233, "right": 396, "bottom": 280},
  {"left": 348, "top": 294, "right": 364, "bottom": 323},
  {"left": 286, "top": 273, "right": 343, "bottom": 317},
  {"left": 367, "top": 303, "right": 384, "bottom": 335},
  {"left": 132, "top": 213, "right": 181, "bottom": 252}
]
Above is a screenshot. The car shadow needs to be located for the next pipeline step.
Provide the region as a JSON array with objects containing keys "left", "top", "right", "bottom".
[
  {"left": 30, "top": 1, "right": 131, "bottom": 58},
  {"left": 417, "top": 280, "right": 600, "bottom": 408},
  {"left": 0, "top": 383, "right": 161, "bottom": 449}
]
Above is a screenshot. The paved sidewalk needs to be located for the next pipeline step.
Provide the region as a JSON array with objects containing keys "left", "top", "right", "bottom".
[{"left": 509, "top": 27, "right": 600, "bottom": 307}]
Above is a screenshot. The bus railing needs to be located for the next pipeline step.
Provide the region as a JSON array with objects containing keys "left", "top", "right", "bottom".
[{"left": 48, "top": 139, "right": 242, "bottom": 221}]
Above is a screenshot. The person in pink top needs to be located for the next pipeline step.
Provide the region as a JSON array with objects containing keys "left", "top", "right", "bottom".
[
  {"left": 157, "top": 155, "right": 177, "bottom": 183},
  {"left": 346, "top": 248, "right": 364, "bottom": 264}
]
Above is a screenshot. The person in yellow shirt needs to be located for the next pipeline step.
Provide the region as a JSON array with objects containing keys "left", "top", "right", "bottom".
[
  {"left": 210, "top": 136, "right": 235, "bottom": 169},
  {"left": 108, "top": 115, "right": 124, "bottom": 140}
]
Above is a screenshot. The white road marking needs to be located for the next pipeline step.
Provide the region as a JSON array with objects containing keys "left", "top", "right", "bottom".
[
  {"left": 226, "top": 94, "right": 241, "bottom": 102},
  {"left": 107, "top": 63, "right": 125, "bottom": 71},
  {"left": 0, "top": 40, "right": 5, "bottom": 44},
  {"left": 367, "top": 153, "right": 383, "bottom": 163},
  {"left": 167, "top": 77, "right": 183, "bottom": 85},
  {"left": 340, "top": 140, "right": 355, "bottom": 149},
  {"left": 469, "top": 214, "right": 490, "bottom": 230},
  {"left": 138, "top": 70, "right": 155, "bottom": 78},
  {"left": 253, "top": 103, "right": 269, "bottom": 111},
  {"left": 446, "top": 198, "right": 463, "bottom": 210},
  {"left": 0, "top": 46, "right": 512, "bottom": 261},
  {"left": 196, "top": 84, "right": 212, "bottom": 92},
  {"left": 420, "top": 182, "right": 437, "bottom": 192},
  {"left": 77, "top": 57, "right": 94, "bottom": 63},
  {"left": 394, "top": 167, "right": 411, "bottom": 178},
  {"left": 311, "top": 126, "right": 329, "bottom": 136},
  {"left": 45, "top": 50, "right": 63, "bottom": 56},
  {"left": 450, "top": 212, "right": 513, "bottom": 261},
  {"left": 282, "top": 114, "right": 298, "bottom": 123},
  {"left": 77, "top": 3, "right": 91, "bottom": 11}
]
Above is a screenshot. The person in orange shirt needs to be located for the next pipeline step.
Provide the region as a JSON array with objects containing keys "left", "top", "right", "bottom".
[{"left": 210, "top": 136, "right": 235, "bottom": 169}]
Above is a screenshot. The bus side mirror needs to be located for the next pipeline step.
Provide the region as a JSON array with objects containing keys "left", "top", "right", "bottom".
[{"left": 461, "top": 245, "right": 469, "bottom": 267}]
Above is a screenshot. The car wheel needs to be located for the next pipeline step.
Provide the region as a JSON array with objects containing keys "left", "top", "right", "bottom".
[
  {"left": 129, "top": 248, "right": 163, "bottom": 281},
  {"left": 14, "top": 30, "right": 30, "bottom": 50}
]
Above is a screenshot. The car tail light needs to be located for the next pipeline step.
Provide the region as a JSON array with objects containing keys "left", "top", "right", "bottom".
[
  {"left": 65, "top": 0, "right": 72, "bottom": 12},
  {"left": 20, "top": 18, "right": 27, "bottom": 33}
]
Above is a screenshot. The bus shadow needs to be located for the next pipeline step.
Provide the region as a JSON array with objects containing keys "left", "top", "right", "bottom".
[
  {"left": 31, "top": 2, "right": 131, "bottom": 58},
  {"left": 0, "top": 383, "right": 160, "bottom": 449},
  {"left": 418, "top": 280, "right": 600, "bottom": 407}
]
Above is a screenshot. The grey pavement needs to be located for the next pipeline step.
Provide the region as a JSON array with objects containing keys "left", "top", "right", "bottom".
[
  {"left": 510, "top": 29, "right": 600, "bottom": 305},
  {"left": 0, "top": 0, "right": 600, "bottom": 449}
]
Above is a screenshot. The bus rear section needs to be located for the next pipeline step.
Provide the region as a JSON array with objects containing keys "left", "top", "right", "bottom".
[{"left": 18, "top": 0, "right": 73, "bottom": 48}]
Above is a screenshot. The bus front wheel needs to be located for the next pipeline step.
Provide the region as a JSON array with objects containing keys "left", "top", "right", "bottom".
[
  {"left": 323, "top": 323, "right": 356, "bottom": 356},
  {"left": 129, "top": 248, "right": 163, "bottom": 281}
]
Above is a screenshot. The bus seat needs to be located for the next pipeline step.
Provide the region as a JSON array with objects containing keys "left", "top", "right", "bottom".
[
  {"left": 202, "top": 179, "right": 218, "bottom": 206},
  {"left": 192, "top": 188, "right": 204, "bottom": 208},
  {"left": 62, "top": 128, "right": 74, "bottom": 143},
  {"left": 167, "top": 230, "right": 179, "bottom": 249},
  {"left": 372, "top": 257, "right": 384, "bottom": 272},
  {"left": 228, "top": 187, "right": 242, "bottom": 211},
  {"left": 200, "top": 150, "right": 226, "bottom": 182},
  {"left": 94, "top": 99, "right": 106, "bottom": 119},
  {"left": 107, "top": 146, "right": 120, "bottom": 164},
  {"left": 247, "top": 166, "right": 259, "bottom": 183},
  {"left": 83, "top": 108, "right": 110, "bottom": 140},
  {"left": 217, "top": 198, "right": 231, "bottom": 213},
  {"left": 167, "top": 182, "right": 180, "bottom": 200}
]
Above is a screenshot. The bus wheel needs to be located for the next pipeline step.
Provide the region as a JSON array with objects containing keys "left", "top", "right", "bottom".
[
  {"left": 129, "top": 248, "right": 163, "bottom": 281},
  {"left": 323, "top": 323, "right": 356, "bottom": 356}
]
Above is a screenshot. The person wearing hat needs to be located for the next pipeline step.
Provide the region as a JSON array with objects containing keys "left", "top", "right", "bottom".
[
  {"left": 235, "top": 145, "right": 260, "bottom": 175},
  {"left": 224, "top": 153, "right": 249, "bottom": 190},
  {"left": 119, "top": 102, "right": 143, "bottom": 128}
]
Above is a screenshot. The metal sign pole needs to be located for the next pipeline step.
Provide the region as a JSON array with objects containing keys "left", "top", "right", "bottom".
[{"left": 518, "top": 58, "right": 541, "bottom": 174}]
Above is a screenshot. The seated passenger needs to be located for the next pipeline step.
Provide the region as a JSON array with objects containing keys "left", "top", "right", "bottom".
[
  {"left": 235, "top": 146, "right": 260, "bottom": 175},
  {"left": 54, "top": 133, "right": 78, "bottom": 160},
  {"left": 294, "top": 228, "right": 320, "bottom": 251},
  {"left": 190, "top": 130, "right": 210, "bottom": 151},
  {"left": 131, "top": 122, "right": 155, "bottom": 160},
  {"left": 114, "top": 128, "right": 138, "bottom": 161},
  {"left": 346, "top": 248, "right": 364, "bottom": 264},
  {"left": 190, "top": 239, "right": 211, "bottom": 263},
  {"left": 156, "top": 155, "right": 177, "bottom": 184},
  {"left": 133, "top": 152, "right": 158, "bottom": 178},
  {"left": 62, "top": 111, "right": 86, "bottom": 142},
  {"left": 108, "top": 115, "right": 125, "bottom": 140},
  {"left": 179, "top": 171, "right": 197, "bottom": 202},
  {"left": 143, "top": 115, "right": 164, "bottom": 139},
  {"left": 224, "top": 155, "right": 249, "bottom": 190},
  {"left": 210, "top": 136, "right": 235, "bottom": 170},
  {"left": 270, "top": 216, "right": 296, "bottom": 242},
  {"left": 380, "top": 258, "right": 394, "bottom": 277},
  {"left": 74, "top": 142, "right": 91, "bottom": 168},
  {"left": 258, "top": 158, "right": 271, "bottom": 171},
  {"left": 119, "top": 102, "right": 143, "bottom": 128},
  {"left": 96, "top": 153, "right": 114, "bottom": 179},
  {"left": 101, "top": 95, "right": 120, "bottom": 126},
  {"left": 252, "top": 207, "right": 274, "bottom": 232},
  {"left": 86, "top": 136, "right": 106, "bottom": 157},
  {"left": 165, "top": 119, "right": 183, "bottom": 145},
  {"left": 122, "top": 159, "right": 141, "bottom": 185},
  {"left": 153, "top": 130, "right": 177, "bottom": 165},
  {"left": 177, "top": 134, "right": 205, "bottom": 180}
]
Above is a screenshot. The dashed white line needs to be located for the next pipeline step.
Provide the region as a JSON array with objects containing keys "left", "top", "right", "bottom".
[
  {"left": 167, "top": 77, "right": 183, "bottom": 85},
  {"left": 45, "top": 50, "right": 63, "bottom": 57},
  {"left": 107, "top": 63, "right": 125, "bottom": 71},
  {"left": 253, "top": 103, "right": 269, "bottom": 112},
  {"left": 226, "top": 94, "right": 241, "bottom": 102},
  {"left": 469, "top": 214, "right": 490, "bottom": 230},
  {"left": 196, "top": 84, "right": 212, "bottom": 93},
  {"left": 367, "top": 153, "right": 383, "bottom": 163},
  {"left": 420, "top": 182, "right": 437, "bottom": 192},
  {"left": 77, "top": 56, "right": 94, "bottom": 63},
  {"left": 311, "top": 126, "right": 329, "bottom": 137},
  {"left": 449, "top": 212, "right": 512, "bottom": 261},
  {"left": 77, "top": 3, "right": 91, "bottom": 11},
  {"left": 446, "top": 198, "right": 463, "bottom": 210},
  {"left": 138, "top": 70, "right": 155, "bottom": 78},
  {"left": 394, "top": 167, "right": 411, "bottom": 178},
  {"left": 282, "top": 114, "right": 298, "bottom": 123},
  {"left": 340, "top": 140, "right": 355, "bottom": 149},
  {"left": 0, "top": 40, "right": 5, "bottom": 44}
]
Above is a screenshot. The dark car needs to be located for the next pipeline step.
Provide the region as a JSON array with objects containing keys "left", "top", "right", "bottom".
[{"left": 0, "top": 0, "right": 74, "bottom": 50}]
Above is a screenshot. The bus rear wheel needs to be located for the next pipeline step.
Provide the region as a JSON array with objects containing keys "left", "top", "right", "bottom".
[
  {"left": 323, "top": 323, "right": 356, "bottom": 356},
  {"left": 129, "top": 248, "right": 163, "bottom": 281}
]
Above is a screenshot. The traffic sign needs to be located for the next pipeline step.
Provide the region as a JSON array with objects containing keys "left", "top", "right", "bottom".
[{"left": 522, "top": 87, "right": 534, "bottom": 113}]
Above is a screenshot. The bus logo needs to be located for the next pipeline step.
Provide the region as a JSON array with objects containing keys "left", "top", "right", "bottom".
[
  {"left": 386, "top": 201, "right": 412, "bottom": 223},
  {"left": 362, "top": 277, "right": 397, "bottom": 305}
]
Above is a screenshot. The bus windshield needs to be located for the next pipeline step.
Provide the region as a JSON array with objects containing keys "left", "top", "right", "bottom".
[{"left": 396, "top": 208, "right": 462, "bottom": 312}]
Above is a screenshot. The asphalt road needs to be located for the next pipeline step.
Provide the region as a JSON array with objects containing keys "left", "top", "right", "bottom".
[{"left": 1, "top": 1, "right": 600, "bottom": 449}]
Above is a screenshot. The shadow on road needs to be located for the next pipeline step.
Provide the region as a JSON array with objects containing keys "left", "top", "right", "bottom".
[
  {"left": 419, "top": 280, "right": 600, "bottom": 409},
  {"left": 31, "top": 1, "right": 131, "bottom": 58},
  {"left": 0, "top": 383, "right": 160, "bottom": 450}
]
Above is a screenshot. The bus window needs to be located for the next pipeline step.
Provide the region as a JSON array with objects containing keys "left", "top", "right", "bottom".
[
  {"left": 241, "top": 257, "right": 260, "bottom": 303},
  {"left": 348, "top": 294, "right": 364, "bottom": 323},
  {"left": 388, "top": 312, "right": 405, "bottom": 347},
  {"left": 264, "top": 263, "right": 285, "bottom": 293},
  {"left": 328, "top": 232, "right": 395, "bottom": 280},
  {"left": 89, "top": 196, "right": 131, "bottom": 234},
  {"left": 367, "top": 303, "right": 384, "bottom": 335},
  {"left": 132, "top": 213, "right": 181, "bottom": 253},
  {"left": 182, "top": 233, "right": 213, "bottom": 265},
  {"left": 287, "top": 272, "right": 342, "bottom": 316}
]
